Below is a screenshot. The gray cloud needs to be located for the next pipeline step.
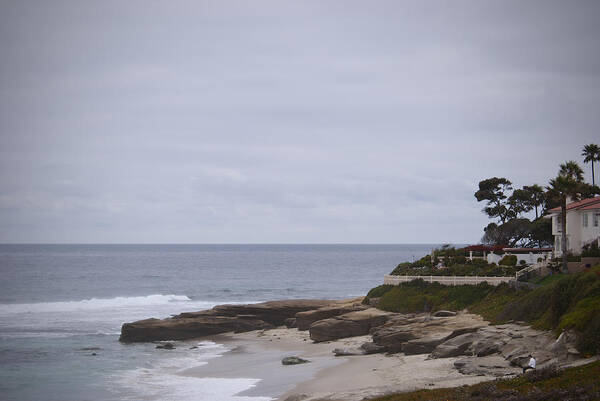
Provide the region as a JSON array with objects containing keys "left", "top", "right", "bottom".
[{"left": 1, "top": 0, "right": 599, "bottom": 243}]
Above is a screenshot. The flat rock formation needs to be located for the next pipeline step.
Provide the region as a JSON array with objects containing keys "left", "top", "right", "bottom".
[
  {"left": 367, "top": 312, "right": 582, "bottom": 377},
  {"left": 308, "top": 308, "right": 391, "bottom": 342},
  {"left": 120, "top": 299, "right": 343, "bottom": 342},
  {"left": 296, "top": 301, "right": 367, "bottom": 331},
  {"left": 371, "top": 313, "right": 486, "bottom": 354},
  {"left": 120, "top": 297, "right": 584, "bottom": 379}
]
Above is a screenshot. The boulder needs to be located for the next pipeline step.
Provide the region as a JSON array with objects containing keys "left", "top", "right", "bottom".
[
  {"left": 284, "top": 318, "right": 297, "bottom": 328},
  {"left": 370, "top": 315, "right": 421, "bottom": 352},
  {"left": 453, "top": 355, "right": 518, "bottom": 377},
  {"left": 401, "top": 331, "right": 454, "bottom": 355},
  {"left": 430, "top": 332, "right": 479, "bottom": 358},
  {"left": 360, "top": 342, "right": 387, "bottom": 354},
  {"left": 309, "top": 308, "right": 390, "bottom": 342},
  {"left": 372, "top": 313, "right": 485, "bottom": 354},
  {"left": 282, "top": 356, "right": 310, "bottom": 365},
  {"left": 472, "top": 339, "right": 504, "bottom": 357},
  {"left": 296, "top": 303, "right": 367, "bottom": 331}
]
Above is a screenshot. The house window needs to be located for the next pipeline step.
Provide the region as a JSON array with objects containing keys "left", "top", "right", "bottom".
[
  {"left": 555, "top": 236, "right": 561, "bottom": 252},
  {"left": 595, "top": 212, "right": 599, "bottom": 227},
  {"left": 583, "top": 213, "right": 589, "bottom": 227},
  {"left": 556, "top": 215, "right": 562, "bottom": 231}
]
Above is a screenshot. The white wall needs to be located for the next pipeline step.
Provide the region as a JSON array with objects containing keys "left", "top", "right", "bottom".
[{"left": 487, "top": 252, "right": 551, "bottom": 265}]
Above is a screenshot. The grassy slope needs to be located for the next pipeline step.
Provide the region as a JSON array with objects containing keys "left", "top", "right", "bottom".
[
  {"left": 367, "top": 266, "right": 600, "bottom": 355},
  {"left": 369, "top": 361, "right": 600, "bottom": 401}
]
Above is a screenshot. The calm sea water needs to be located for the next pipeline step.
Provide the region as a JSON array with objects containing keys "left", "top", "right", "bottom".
[{"left": 0, "top": 244, "right": 436, "bottom": 401}]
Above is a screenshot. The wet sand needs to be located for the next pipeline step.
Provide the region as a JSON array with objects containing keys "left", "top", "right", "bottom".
[{"left": 182, "top": 328, "right": 493, "bottom": 401}]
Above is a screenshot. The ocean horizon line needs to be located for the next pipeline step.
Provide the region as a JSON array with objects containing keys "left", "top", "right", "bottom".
[{"left": 0, "top": 242, "right": 461, "bottom": 246}]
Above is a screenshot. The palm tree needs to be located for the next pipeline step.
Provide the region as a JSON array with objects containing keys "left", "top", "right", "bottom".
[
  {"left": 548, "top": 161, "right": 585, "bottom": 272},
  {"left": 523, "top": 184, "right": 545, "bottom": 219},
  {"left": 582, "top": 143, "right": 600, "bottom": 187}
]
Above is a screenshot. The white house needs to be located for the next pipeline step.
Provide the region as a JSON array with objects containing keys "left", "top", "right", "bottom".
[{"left": 547, "top": 197, "right": 600, "bottom": 256}]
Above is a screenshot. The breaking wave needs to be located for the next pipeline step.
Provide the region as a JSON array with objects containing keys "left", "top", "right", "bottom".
[{"left": 0, "top": 294, "right": 195, "bottom": 314}]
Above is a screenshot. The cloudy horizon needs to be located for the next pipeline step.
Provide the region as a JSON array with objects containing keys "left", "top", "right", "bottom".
[{"left": 1, "top": 1, "right": 599, "bottom": 244}]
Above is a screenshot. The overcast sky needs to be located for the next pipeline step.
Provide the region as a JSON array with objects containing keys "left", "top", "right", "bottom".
[{"left": 1, "top": 1, "right": 599, "bottom": 244}]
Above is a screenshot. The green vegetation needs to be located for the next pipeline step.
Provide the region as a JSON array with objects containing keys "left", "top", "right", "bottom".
[
  {"left": 374, "top": 280, "right": 495, "bottom": 313},
  {"left": 582, "top": 242, "right": 600, "bottom": 258},
  {"left": 582, "top": 143, "right": 600, "bottom": 187},
  {"left": 372, "top": 266, "right": 600, "bottom": 355},
  {"left": 368, "top": 361, "right": 600, "bottom": 401},
  {"left": 390, "top": 246, "right": 518, "bottom": 277},
  {"left": 533, "top": 273, "right": 566, "bottom": 286},
  {"left": 498, "top": 254, "right": 517, "bottom": 266},
  {"left": 474, "top": 146, "right": 600, "bottom": 250},
  {"left": 391, "top": 245, "right": 523, "bottom": 277},
  {"left": 474, "top": 177, "right": 553, "bottom": 248}
]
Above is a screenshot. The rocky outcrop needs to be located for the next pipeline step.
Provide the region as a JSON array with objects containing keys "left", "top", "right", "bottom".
[
  {"left": 309, "top": 308, "right": 391, "bottom": 342},
  {"left": 371, "top": 313, "right": 485, "bottom": 354},
  {"left": 332, "top": 342, "right": 386, "bottom": 356},
  {"left": 296, "top": 302, "right": 367, "bottom": 331},
  {"left": 120, "top": 299, "right": 339, "bottom": 342}
]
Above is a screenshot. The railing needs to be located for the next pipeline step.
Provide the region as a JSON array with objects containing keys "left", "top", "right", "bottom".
[
  {"left": 516, "top": 262, "right": 543, "bottom": 278},
  {"left": 384, "top": 274, "right": 514, "bottom": 286}
]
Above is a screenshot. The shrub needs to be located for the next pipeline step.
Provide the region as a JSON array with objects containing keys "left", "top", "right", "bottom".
[
  {"left": 582, "top": 242, "right": 600, "bottom": 257},
  {"left": 499, "top": 254, "right": 517, "bottom": 266},
  {"left": 524, "top": 364, "right": 561, "bottom": 383},
  {"left": 376, "top": 280, "right": 495, "bottom": 314},
  {"left": 369, "top": 268, "right": 600, "bottom": 355},
  {"left": 363, "top": 284, "right": 394, "bottom": 305}
]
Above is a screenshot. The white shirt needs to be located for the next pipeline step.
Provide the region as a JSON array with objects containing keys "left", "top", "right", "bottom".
[{"left": 528, "top": 357, "right": 536, "bottom": 368}]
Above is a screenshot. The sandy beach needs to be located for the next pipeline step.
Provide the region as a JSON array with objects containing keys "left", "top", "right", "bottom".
[{"left": 184, "top": 327, "right": 494, "bottom": 401}]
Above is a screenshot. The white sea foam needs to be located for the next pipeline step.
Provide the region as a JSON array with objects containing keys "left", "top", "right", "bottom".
[
  {"left": 0, "top": 294, "right": 194, "bottom": 314},
  {"left": 114, "top": 341, "right": 272, "bottom": 401},
  {"left": 0, "top": 296, "right": 259, "bottom": 340}
]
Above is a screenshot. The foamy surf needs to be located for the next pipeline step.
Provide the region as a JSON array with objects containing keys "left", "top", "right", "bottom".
[
  {"left": 0, "top": 294, "right": 195, "bottom": 314},
  {"left": 114, "top": 341, "right": 272, "bottom": 401}
]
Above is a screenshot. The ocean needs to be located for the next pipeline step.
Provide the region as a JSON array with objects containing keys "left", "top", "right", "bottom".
[{"left": 0, "top": 244, "right": 437, "bottom": 401}]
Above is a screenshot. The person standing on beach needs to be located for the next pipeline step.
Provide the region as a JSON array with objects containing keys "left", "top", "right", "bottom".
[{"left": 522, "top": 355, "right": 536, "bottom": 374}]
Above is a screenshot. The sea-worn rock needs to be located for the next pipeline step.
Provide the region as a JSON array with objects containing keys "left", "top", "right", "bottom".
[
  {"left": 296, "top": 302, "right": 367, "bottom": 331},
  {"left": 156, "top": 342, "right": 175, "bottom": 349},
  {"left": 433, "top": 310, "right": 457, "bottom": 317},
  {"left": 454, "top": 355, "right": 518, "bottom": 377},
  {"left": 285, "top": 318, "right": 298, "bottom": 328},
  {"left": 401, "top": 331, "right": 454, "bottom": 355},
  {"left": 121, "top": 315, "right": 273, "bottom": 342},
  {"left": 282, "top": 356, "right": 310, "bottom": 365},
  {"left": 309, "top": 308, "right": 391, "bottom": 342},
  {"left": 430, "top": 332, "right": 478, "bottom": 358},
  {"left": 120, "top": 299, "right": 338, "bottom": 342},
  {"left": 371, "top": 312, "right": 486, "bottom": 354},
  {"left": 360, "top": 342, "right": 387, "bottom": 354}
]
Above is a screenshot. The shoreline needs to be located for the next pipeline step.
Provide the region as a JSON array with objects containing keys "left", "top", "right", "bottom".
[
  {"left": 182, "top": 327, "right": 494, "bottom": 401},
  {"left": 120, "top": 297, "right": 593, "bottom": 401}
]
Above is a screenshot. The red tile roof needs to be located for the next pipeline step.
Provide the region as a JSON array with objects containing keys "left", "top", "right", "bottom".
[
  {"left": 548, "top": 197, "right": 600, "bottom": 213},
  {"left": 580, "top": 203, "right": 600, "bottom": 210}
]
